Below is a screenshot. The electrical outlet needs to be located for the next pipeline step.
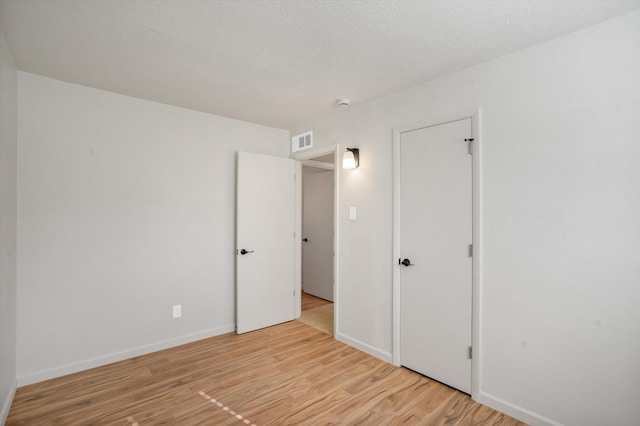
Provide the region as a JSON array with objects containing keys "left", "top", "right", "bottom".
[{"left": 172, "top": 304, "right": 182, "bottom": 318}]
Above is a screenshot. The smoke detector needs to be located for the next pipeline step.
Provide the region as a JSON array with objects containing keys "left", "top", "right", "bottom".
[{"left": 336, "top": 98, "right": 351, "bottom": 107}]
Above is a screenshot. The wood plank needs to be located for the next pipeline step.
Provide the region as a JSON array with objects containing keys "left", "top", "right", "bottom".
[
  {"left": 298, "top": 303, "right": 333, "bottom": 335},
  {"left": 301, "top": 291, "right": 332, "bottom": 310},
  {"left": 7, "top": 321, "right": 527, "bottom": 425}
]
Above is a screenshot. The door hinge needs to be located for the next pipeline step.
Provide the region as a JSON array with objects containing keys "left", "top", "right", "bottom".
[
  {"left": 468, "top": 346, "right": 473, "bottom": 359},
  {"left": 468, "top": 244, "right": 473, "bottom": 257},
  {"left": 465, "top": 138, "right": 474, "bottom": 154}
]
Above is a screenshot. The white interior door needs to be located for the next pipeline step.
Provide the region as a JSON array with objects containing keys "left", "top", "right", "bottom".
[
  {"left": 399, "top": 118, "right": 473, "bottom": 394},
  {"left": 236, "top": 151, "right": 296, "bottom": 334},
  {"left": 302, "top": 167, "right": 334, "bottom": 301}
]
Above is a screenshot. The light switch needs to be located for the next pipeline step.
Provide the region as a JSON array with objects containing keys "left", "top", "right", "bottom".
[
  {"left": 349, "top": 206, "right": 357, "bottom": 221},
  {"left": 172, "top": 304, "right": 182, "bottom": 318}
]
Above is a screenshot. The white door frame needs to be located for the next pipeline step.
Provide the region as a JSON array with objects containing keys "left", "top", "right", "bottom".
[
  {"left": 392, "top": 108, "right": 481, "bottom": 398},
  {"left": 291, "top": 144, "right": 339, "bottom": 337}
]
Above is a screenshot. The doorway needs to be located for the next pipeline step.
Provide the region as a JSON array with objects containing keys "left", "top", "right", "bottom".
[
  {"left": 392, "top": 109, "right": 481, "bottom": 397},
  {"left": 301, "top": 163, "right": 334, "bottom": 301},
  {"left": 292, "top": 147, "right": 338, "bottom": 337}
]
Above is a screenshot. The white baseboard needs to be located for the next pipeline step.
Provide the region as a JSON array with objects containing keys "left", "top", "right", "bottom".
[
  {"left": 1, "top": 380, "right": 17, "bottom": 426},
  {"left": 17, "top": 324, "right": 235, "bottom": 387},
  {"left": 333, "top": 331, "right": 560, "bottom": 426},
  {"left": 476, "top": 390, "right": 563, "bottom": 426},
  {"left": 335, "top": 332, "right": 393, "bottom": 364}
]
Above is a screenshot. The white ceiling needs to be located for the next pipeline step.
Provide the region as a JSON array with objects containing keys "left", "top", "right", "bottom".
[{"left": 1, "top": 0, "right": 639, "bottom": 130}]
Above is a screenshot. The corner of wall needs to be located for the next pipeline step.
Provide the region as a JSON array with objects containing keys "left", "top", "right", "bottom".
[
  {"left": 336, "top": 332, "right": 392, "bottom": 364},
  {"left": 0, "top": 22, "right": 18, "bottom": 426},
  {"left": 0, "top": 380, "right": 17, "bottom": 425}
]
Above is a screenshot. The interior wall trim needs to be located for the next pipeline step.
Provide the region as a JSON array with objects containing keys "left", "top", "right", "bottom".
[{"left": 17, "top": 324, "right": 235, "bottom": 387}]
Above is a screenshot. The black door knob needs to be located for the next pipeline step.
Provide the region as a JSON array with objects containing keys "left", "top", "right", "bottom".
[
  {"left": 302, "top": 238, "right": 308, "bottom": 242},
  {"left": 240, "top": 249, "right": 254, "bottom": 255},
  {"left": 401, "top": 258, "right": 414, "bottom": 266}
]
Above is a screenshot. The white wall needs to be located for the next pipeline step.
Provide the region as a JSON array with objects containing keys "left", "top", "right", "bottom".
[
  {"left": 16, "top": 72, "right": 289, "bottom": 385},
  {"left": 293, "top": 10, "right": 640, "bottom": 426},
  {"left": 0, "top": 25, "right": 18, "bottom": 424}
]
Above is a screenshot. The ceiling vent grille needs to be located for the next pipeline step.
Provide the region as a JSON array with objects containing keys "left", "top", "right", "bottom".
[{"left": 292, "top": 131, "right": 313, "bottom": 152}]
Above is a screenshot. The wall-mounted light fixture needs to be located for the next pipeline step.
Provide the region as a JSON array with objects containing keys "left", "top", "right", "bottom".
[{"left": 343, "top": 148, "right": 360, "bottom": 169}]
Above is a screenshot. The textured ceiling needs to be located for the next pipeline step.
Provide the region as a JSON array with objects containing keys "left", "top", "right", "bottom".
[{"left": 1, "top": 0, "right": 639, "bottom": 130}]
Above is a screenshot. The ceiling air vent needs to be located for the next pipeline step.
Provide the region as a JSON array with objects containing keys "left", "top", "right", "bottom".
[{"left": 292, "top": 131, "right": 313, "bottom": 152}]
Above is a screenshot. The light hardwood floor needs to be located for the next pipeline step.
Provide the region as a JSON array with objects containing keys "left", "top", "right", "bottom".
[
  {"left": 298, "top": 304, "right": 334, "bottom": 336},
  {"left": 301, "top": 291, "right": 332, "bottom": 311},
  {"left": 300, "top": 292, "right": 334, "bottom": 335},
  {"left": 7, "top": 321, "right": 526, "bottom": 425}
]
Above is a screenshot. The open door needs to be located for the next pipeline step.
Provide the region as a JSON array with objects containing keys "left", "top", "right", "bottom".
[{"left": 236, "top": 151, "right": 296, "bottom": 334}]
